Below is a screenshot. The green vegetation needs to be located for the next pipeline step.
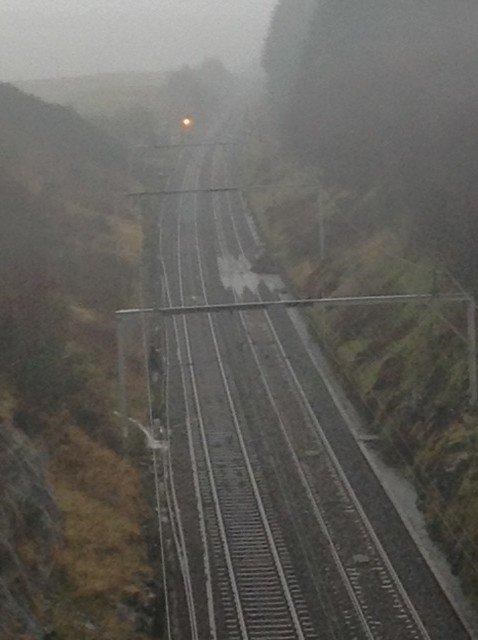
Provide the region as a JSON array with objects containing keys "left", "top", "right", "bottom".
[
  {"left": 253, "top": 1, "right": 478, "bottom": 600},
  {"left": 0, "top": 83, "right": 155, "bottom": 638},
  {"left": 1, "top": 59, "right": 235, "bottom": 636},
  {"left": 246, "top": 45, "right": 478, "bottom": 604},
  {"left": 0, "top": 85, "right": 136, "bottom": 445},
  {"left": 262, "top": 0, "right": 478, "bottom": 290},
  {"left": 248, "top": 154, "right": 478, "bottom": 598}
]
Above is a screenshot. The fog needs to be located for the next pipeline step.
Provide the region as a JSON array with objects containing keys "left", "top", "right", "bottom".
[
  {"left": 1, "top": 0, "right": 277, "bottom": 81},
  {"left": 2, "top": 1, "right": 478, "bottom": 638}
]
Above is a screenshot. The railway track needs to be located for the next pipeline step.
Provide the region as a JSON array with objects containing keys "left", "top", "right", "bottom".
[
  {"left": 202, "top": 150, "right": 430, "bottom": 639},
  {"left": 156, "top": 138, "right": 470, "bottom": 639},
  {"left": 161, "top": 154, "right": 319, "bottom": 639}
]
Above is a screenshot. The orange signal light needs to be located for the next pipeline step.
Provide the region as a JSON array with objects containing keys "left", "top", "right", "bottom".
[{"left": 181, "top": 116, "right": 194, "bottom": 130}]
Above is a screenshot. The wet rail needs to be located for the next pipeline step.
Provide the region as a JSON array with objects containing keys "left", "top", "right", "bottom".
[
  {"left": 161, "top": 155, "right": 319, "bottom": 639},
  {"left": 156, "top": 138, "right": 468, "bottom": 640}
]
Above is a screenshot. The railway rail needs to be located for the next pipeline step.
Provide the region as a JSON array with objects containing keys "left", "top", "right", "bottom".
[
  {"left": 162, "top": 155, "right": 319, "bottom": 638},
  {"left": 205, "top": 150, "right": 430, "bottom": 639},
  {"left": 154, "top": 137, "right": 470, "bottom": 640}
]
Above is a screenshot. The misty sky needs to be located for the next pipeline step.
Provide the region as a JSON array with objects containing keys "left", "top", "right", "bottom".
[{"left": 1, "top": 0, "right": 277, "bottom": 81}]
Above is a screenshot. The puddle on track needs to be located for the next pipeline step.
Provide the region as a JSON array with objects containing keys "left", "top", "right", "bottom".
[{"left": 218, "top": 253, "right": 283, "bottom": 298}]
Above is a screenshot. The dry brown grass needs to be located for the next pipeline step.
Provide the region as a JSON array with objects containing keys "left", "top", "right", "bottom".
[{"left": 48, "top": 426, "right": 152, "bottom": 638}]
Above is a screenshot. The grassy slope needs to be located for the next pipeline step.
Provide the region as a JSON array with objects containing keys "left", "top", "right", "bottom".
[
  {"left": 48, "top": 428, "right": 152, "bottom": 640},
  {"left": 0, "top": 84, "right": 155, "bottom": 638},
  {"left": 245, "top": 132, "right": 478, "bottom": 603}
]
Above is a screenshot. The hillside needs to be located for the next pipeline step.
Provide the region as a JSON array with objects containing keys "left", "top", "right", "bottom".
[
  {"left": 17, "top": 59, "right": 236, "bottom": 147},
  {"left": 245, "top": 115, "right": 478, "bottom": 608},
  {"left": 0, "top": 83, "right": 156, "bottom": 639},
  {"left": 262, "top": 0, "right": 478, "bottom": 289},
  {"left": 244, "top": 0, "right": 478, "bottom": 610}
]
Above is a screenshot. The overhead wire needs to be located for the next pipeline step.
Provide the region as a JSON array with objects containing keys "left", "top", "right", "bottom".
[{"left": 229, "top": 145, "right": 478, "bottom": 591}]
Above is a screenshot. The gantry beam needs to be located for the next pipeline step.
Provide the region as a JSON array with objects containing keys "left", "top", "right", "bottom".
[
  {"left": 116, "top": 291, "right": 476, "bottom": 405},
  {"left": 126, "top": 187, "right": 239, "bottom": 198},
  {"left": 116, "top": 293, "right": 468, "bottom": 318},
  {"left": 153, "top": 141, "right": 242, "bottom": 149}
]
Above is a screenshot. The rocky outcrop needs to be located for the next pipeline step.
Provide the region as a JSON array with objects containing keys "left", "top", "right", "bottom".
[{"left": 0, "top": 423, "right": 59, "bottom": 639}]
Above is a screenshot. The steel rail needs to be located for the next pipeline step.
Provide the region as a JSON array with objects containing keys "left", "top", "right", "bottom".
[
  {"left": 225, "top": 184, "right": 432, "bottom": 638},
  {"left": 209, "top": 151, "right": 343, "bottom": 639},
  {"left": 233, "top": 169, "right": 475, "bottom": 637},
  {"left": 225, "top": 186, "right": 420, "bottom": 636},
  {"left": 162, "top": 142, "right": 316, "bottom": 638},
  {"left": 162, "top": 154, "right": 206, "bottom": 640},
  {"left": 190, "top": 188, "right": 309, "bottom": 640},
  {"left": 128, "top": 148, "right": 177, "bottom": 640},
  {"left": 160, "top": 440, "right": 199, "bottom": 640},
  {"left": 163, "top": 260, "right": 217, "bottom": 640},
  {"left": 161, "top": 155, "right": 216, "bottom": 640},
  {"left": 262, "top": 296, "right": 432, "bottom": 639},
  {"left": 154, "top": 157, "right": 199, "bottom": 640},
  {"left": 133, "top": 189, "right": 174, "bottom": 639},
  {"left": 160, "top": 194, "right": 202, "bottom": 640},
  {"left": 211, "top": 188, "right": 375, "bottom": 638},
  {"left": 224, "top": 149, "right": 432, "bottom": 635},
  {"left": 225, "top": 140, "right": 475, "bottom": 630},
  {"left": 173, "top": 166, "right": 249, "bottom": 640}
]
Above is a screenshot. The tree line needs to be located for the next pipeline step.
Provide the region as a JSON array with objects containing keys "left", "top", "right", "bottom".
[{"left": 263, "top": 0, "right": 478, "bottom": 287}]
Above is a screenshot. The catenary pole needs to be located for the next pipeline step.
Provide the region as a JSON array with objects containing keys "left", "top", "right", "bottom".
[
  {"left": 467, "top": 300, "right": 477, "bottom": 406},
  {"left": 116, "top": 318, "right": 129, "bottom": 444}
]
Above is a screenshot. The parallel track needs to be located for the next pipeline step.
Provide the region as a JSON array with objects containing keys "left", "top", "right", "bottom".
[
  {"left": 205, "top": 146, "right": 434, "bottom": 639},
  {"left": 158, "top": 138, "right": 469, "bottom": 640},
  {"left": 162, "top": 154, "right": 318, "bottom": 639}
]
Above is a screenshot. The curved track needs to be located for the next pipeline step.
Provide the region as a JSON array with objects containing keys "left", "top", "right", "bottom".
[{"left": 157, "top": 139, "right": 470, "bottom": 640}]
